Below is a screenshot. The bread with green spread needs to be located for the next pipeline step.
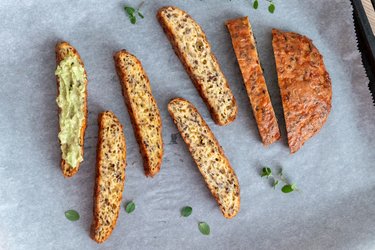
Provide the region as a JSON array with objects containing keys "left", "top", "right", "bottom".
[
  {"left": 55, "top": 41, "right": 88, "bottom": 177},
  {"left": 91, "top": 111, "right": 127, "bottom": 243},
  {"left": 158, "top": 6, "right": 238, "bottom": 126},
  {"left": 114, "top": 50, "right": 163, "bottom": 177},
  {"left": 168, "top": 98, "right": 240, "bottom": 218}
]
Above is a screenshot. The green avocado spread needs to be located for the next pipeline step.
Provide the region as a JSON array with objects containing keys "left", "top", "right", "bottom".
[{"left": 55, "top": 56, "right": 86, "bottom": 168}]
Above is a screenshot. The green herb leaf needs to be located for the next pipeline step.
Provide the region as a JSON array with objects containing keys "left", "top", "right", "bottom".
[
  {"left": 272, "top": 179, "right": 279, "bottom": 189},
  {"left": 181, "top": 206, "right": 193, "bottom": 217},
  {"left": 198, "top": 222, "right": 210, "bottom": 235},
  {"left": 261, "top": 167, "right": 272, "bottom": 178},
  {"left": 253, "top": 0, "right": 259, "bottom": 9},
  {"left": 281, "top": 184, "right": 295, "bottom": 193},
  {"left": 124, "top": 6, "right": 135, "bottom": 16},
  {"left": 130, "top": 16, "right": 136, "bottom": 24},
  {"left": 65, "top": 210, "right": 80, "bottom": 221},
  {"left": 268, "top": 3, "right": 275, "bottom": 13},
  {"left": 138, "top": 12, "right": 144, "bottom": 19},
  {"left": 125, "top": 201, "right": 136, "bottom": 213}
]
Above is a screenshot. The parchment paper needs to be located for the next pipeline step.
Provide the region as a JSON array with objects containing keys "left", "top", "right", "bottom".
[{"left": 1, "top": 0, "right": 375, "bottom": 249}]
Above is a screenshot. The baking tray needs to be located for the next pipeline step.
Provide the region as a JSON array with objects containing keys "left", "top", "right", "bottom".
[{"left": 352, "top": 0, "right": 375, "bottom": 101}]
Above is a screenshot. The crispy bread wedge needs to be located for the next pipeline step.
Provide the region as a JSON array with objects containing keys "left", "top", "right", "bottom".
[
  {"left": 114, "top": 50, "right": 163, "bottom": 177},
  {"left": 272, "top": 29, "right": 332, "bottom": 153},
  {"left": 226, "top": 17, "right": 280, "bottom": 145},
  {"left": 55, "top": 42, "right": 88, "bottom": 177},
  {"left": 91, "top": 111, "right": 127, "bottom": 243},
  {"left": 158, "top": 6, "right": 238, "bottom": 126},
  {"left": 168, "top": 98, "right": 240, "bottom": 218}
]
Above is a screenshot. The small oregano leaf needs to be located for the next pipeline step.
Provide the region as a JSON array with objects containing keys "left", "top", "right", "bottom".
[
  {"left": 281, "top": 184, "right": 295, "bottom": 193},
  {"left": 268, "top": 3, "right": 275, "bottom": 13},
  {"left": 125, "top": 201, "right": 136, "bottom": 213},
  {"left": 124, "top": 6, "right": 135, "bottom": 16},
  {"left": 138, "top": 12, "right": 144, "bottom": 19},
  {"left": 181, "top": 206, "right": 193, "bottom": 217},
  {"left": 261, "top": 167, "right": 272, "bottom": 178},
  {"left": 65, "top": 210, "right": 80, "bottom": 221},
  {"left": 198, "top": 222, "right": 210, "bottom": 235},
  {"left": 253, "top": 0, "right": 259, "bottom": 9}
]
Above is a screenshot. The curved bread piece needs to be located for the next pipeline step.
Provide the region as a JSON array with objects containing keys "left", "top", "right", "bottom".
[
  {"left": 55, "top": 42, "right": 88, "bottom": 177},
  {"left": 272, "top": 29, "right": 332, "bottom": 153},
  {"left": 91, "top": 111, "right": 127, "bottom": 243},
  {"left": 168, "top": 98, "right": 240, "bottom": 218},
  {"left": 114, "top": 50, "right": 163, "bottom": 177},
  {"left": 158, "top": 6, "right": 238, "bottom": 126},
  {"left": 226, "top": 17, "right": 280, "bottom": 145}
]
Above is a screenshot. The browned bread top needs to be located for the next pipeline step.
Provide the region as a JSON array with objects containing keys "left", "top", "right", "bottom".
[
  {"left": 91, "top": 111, "right": 127, "bottom": 243},
  {"left": 158, "top": 6, "right": 238, "bottom": 126},
  {"left": 55, "top": 41, "right": 88, "bottom": 177},
  {"left": 168, "top": 98, "right": 240, "bottom": 218},
  {"left": 114, "top": 50, "right": 163, "bottom": 177},
  {"left": 272, "top": 29, "right": 332, "bottom": 153},
  {"left": 226, "top": 17, "right": 280, "bottom": 146}
]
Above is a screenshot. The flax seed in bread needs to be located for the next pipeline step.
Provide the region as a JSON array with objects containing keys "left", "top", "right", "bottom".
[
  {"left": 168, "top": 98, "right": 240, "bottom": 218},
  {"left": 272, "top": 29, "right": 332, "bottom": 153},
  {"left": 226, "top": 17, "right": 280, "bottom": 145},
  {"left": 91, "top": 111, "right": 127, "bottom": 243},
  {"left": 158, "top": 6, "right": 238, "bottom": 126},
  {"left": 55, "top": 41, "right": 88, "bottom": 177},
  {"left": 114, "top": 50, "right": 163, "bottom": 177}
]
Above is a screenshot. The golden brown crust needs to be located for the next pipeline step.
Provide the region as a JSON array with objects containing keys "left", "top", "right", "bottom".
[
  {"left": 157, "top": 6, "right": 238, "bottom": 126},
  {"left": 226, "top": 17, "right": 280, "bottom": 145},
  {"left": 91, "top": 111, "right": 127, "bottom": 243},
  {"left": 55, "top": 41, "right": 88, "bottom": 177},
  {"left": 168, "top": 98, "right": 240, "bottom": 218},
  {"left": 114, "top": 50, "right": 163, "bottom": 177},
  {"left": 272, "top": 29, "right": 332, "bottom": 153}
]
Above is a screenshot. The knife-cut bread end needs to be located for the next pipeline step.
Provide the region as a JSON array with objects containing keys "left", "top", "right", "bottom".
[
  {"left": 157, "top": 6, "right": 238, "bottom": 126},
  {"left": 55, "top": 41, "right": 88, "bottom": 178},
  {"left": 272, "top": 29, "right": 332, "bottom": 153},
  {"left": 91, "top": 111, "right": 127, "bottom": 243},
  {"left": 168, "top": 98, "right": 240, "bottom": 218},
  {"left": 114, "top": 50, "right": 163, "bottom": 177}
]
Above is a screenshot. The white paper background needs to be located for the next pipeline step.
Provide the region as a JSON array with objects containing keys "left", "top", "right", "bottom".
[{"left": 1, "top": 0, "right": 375, "bottom": 249}]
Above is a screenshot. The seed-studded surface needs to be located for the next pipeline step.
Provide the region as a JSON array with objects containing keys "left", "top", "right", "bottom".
[
  {"left": 226, "top": 17, "right": 280, "bottom": 146},
  {"left": 272, "top": 29, "right": 332, "bottom": 153},
  {"left": 91, "top": 111, "right": 127, "bottom": 243},
  {"left": 168, "top": 98, "right": 240, "bottom": 218},
  {"left": 158, "top": 6, "right": 238, "bottom": 126},
  {"left": 114, "top": 50, "right": 163, "bottom": 177}
]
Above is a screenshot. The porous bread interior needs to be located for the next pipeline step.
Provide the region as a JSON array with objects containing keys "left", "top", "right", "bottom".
[
  {"left": 92, "top": 111, "right": 126, "bottom": 243},
  {"left": 117, "top": 52, "right": 163, "bottom": 175},
  {"left": 168, "top": 99, "right": 240, "bottom": 218},
  {"left": 160, "top": 7, "right": 237, "bottom": 125}
]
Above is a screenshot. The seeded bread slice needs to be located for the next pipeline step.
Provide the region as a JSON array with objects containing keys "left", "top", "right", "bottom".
[
  {"left": 158, "top": 6, "right": 238, "bottom": 126},
  {"left": 114, "top": 50, "right": 163, "bottom": 177},
  {"left": 91, "top": 111, "right": 127, "bottom": 243},
  {"left": 55, "top": 42, "right": 88, "bottom": 177},
  {"left": 272, "top": 29, "right": 332, "bottom": 153},
  {"left": 226, "top": 17, "right": 281, "bottom": 145},
  {"left": 168, "top": 98, "right": 240, "bottom": 218}
]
